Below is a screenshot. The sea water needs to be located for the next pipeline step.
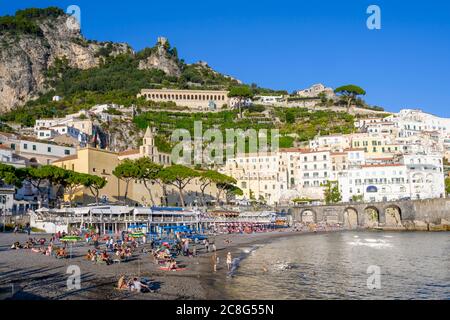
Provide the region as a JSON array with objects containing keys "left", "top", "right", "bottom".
[{"left": 224, "top": 231, "right": 449, "bottom": 299}]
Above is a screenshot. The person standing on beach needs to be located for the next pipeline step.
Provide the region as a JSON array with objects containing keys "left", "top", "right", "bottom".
[
  {"left": 226, "top": 252, "right": 232, "bottom": 271},
  {"left": 211, "top": 252, "right": 218, "bottom": 272}
]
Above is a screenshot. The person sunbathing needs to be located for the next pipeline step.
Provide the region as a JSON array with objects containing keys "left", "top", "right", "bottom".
[
  {"left": 167, "top": 259, "right": 178, "bottom": 270},
  {"left": 11, "top": 242, "right": 22, "bottom": 250},
  {"left": 101, "top": 251, "right": 111, "bottom": 265},
  {"left": 117, "top": 275, "right": 128, "bottom": 290},
  {"left": 56, "top": 248, "right": 67, "bottom": 258},
  {"left": 130, "top": 277, "right": 149, "bottom": 293},
  {"left": 85, "top": 249, "right": 93, "bottom": 260}
]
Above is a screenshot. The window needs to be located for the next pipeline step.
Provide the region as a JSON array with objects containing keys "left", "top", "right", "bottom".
[
  {"left": 48, "top": 147, "right": 51, "bottom": 152},
  {"left": 32, "top": 145, "right": 36, "bottom": 151},
  {"left": 24, "top": 144, "right": 28, "bottom": 150},
  {"left": 64, "top": 149, "right": 70, "bottom": 155}
]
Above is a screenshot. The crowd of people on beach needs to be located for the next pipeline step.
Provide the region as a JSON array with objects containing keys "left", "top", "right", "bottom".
[
  {"left": 10, "top": 232, "right": 72, "bottom": 259},
  {"left": 6, "top": 221, "right": 344, "bottom": 297}
]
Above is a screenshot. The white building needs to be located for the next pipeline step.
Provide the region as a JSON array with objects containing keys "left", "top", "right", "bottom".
[
  {"left": 35, "top": 127, "right": 55, "bottom": 140},
  {"left": 338, "top": 164, "right": 410, "bottom": 203},
  {"left": 35, "top": 113, "right": 93, "bottom": 136},
  {"left": 309, "top": 134, "right": 351, "bottom": 151},
  {"left": 401, "top": 154, "right": 445, "bottom": 200},
  {"left": 338, "top": 152, "right": 445, "bottom": 203},
  {"left": 384, "top": 109, "right": 450, "bottom": 139},
  {"left": 257, "top": 95, "right": 284, "bottom": 104},
  {"left": 18, "top": 139, "right": 76, "bottom": 165},
  {"left": 296, "top": 83, "right": 335, "bottom": 98},
  {"left": 222, "top": 142, "right": 446, "bottom": 205}
]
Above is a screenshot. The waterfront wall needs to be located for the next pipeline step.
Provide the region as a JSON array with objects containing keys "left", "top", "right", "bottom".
[{"left": 280, "top": 198, "right": 450, "bottom": 231}]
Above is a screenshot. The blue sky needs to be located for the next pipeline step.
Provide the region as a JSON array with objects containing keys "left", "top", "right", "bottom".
[{"left": 2, "top": 0, "right": 450, "bottom": 116}]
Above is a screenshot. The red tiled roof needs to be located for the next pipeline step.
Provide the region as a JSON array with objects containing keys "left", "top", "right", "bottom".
[
  {"left": 118, "top": 149, "right": 139, "bottom": 156},
  {"left": 52, "top": 154, "right": 78, "bottom": 163}
]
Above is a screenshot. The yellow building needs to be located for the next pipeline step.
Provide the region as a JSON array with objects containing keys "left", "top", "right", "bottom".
[
  {"left": 351, "top": 134, "right": 401, "bottom": 158},
  {"left": 138, "top": 88, "right": 229, "bottom": 111},
  {"left": 52, "top": 144, "right": 219, "bottom": 206},
  {"left": 52, "top": 147, "right": 126, "bottom": 204}
]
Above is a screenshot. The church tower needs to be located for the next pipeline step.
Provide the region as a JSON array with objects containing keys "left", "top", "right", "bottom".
[{"left": 140, "top": 126, "right": 157, "bottom": 161}]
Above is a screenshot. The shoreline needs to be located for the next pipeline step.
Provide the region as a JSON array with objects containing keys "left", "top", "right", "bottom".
[
  {"left": 195, "top": 229, "right": 344, "bottom": 300},
  {"left": 1, "top": 228, "right": 448, "bottom": 300}
]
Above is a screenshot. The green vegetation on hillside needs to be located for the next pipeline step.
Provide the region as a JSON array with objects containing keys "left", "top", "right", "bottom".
[
  {"left": 0, "top": 7, "right": 64, "bottom": 36},
  {"left": 134, "top": 109, "right": 277, "bottom": 153},
  {"left": 134, "top": 106, "right": 355, "bottom": 153},
  {"left": 275, "top": 107, "right": 355, "bottom": 141}
]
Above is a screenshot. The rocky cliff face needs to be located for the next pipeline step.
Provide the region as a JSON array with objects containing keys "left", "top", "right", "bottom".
[
  {"left": 138, "top": 37, "right": 181, "bottom": 77},
  {"left": 0, "top": 14, "right": 130, "bottom": 111}
]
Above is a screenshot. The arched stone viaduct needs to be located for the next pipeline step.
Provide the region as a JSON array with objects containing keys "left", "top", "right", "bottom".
[{"left": 277, "top": 198, "right": 450, "bottom": 230}]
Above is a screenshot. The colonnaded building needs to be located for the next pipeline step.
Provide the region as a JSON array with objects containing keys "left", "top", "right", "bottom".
[{"left": 138, "top": 88, "right": 230, "bottom": 110}]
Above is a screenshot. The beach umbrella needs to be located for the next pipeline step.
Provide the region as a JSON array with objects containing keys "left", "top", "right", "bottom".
[
  {"left": 60, "top": 236, "right": 82, "bottom": 258},
  {"left": 130, "top": 232, "right": 145, "bottom": 238}
]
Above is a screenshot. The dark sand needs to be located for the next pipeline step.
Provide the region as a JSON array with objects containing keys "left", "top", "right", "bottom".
[{"left": 0, "top": 229, "right": 332, "bottom": 300}]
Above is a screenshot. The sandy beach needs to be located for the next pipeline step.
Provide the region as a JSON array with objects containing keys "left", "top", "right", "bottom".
[{"left": 0, "top": 229, "right": 333, "bottom": 300}]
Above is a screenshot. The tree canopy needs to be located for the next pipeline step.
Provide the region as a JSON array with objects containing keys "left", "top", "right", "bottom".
[
  {"left": 323, "top": 181, "right": 342, "bottom": 204},
  {"left": 0, "top": 163, "right": 107, "bottom": 206},
  {"left": 334, "top": 85, "right": 366, "bottom": 112}
]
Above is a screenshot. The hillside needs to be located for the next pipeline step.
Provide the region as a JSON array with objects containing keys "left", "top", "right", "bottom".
[
  {"left": 0, "top": 7, "right": 367, "bottom": 156},
  {"left": 0, "top": 7, "right": 262, "bottom": 120},
  {"left": 0, "top": 7, "right": 131, "bottom": 111},
  {"left": 132, "top": 106, "right": 356, "bottom": 153}
]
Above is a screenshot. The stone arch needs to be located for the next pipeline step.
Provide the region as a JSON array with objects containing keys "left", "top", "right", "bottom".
[
  {"left": 343, "top": 207, "right": 358, "bottom": 229},
  {"left": 364, "top": 206, "right": 380, "bottom": 228},
  {"left": 300, "top": 209, "right": 316, "bottom": 223},
  {"left": 384, "top": 205, "right": 402, "bottom": 226}
]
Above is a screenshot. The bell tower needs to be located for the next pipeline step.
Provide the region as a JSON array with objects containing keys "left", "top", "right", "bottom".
[{"left": 141, "top": 126, "right": 157, "bottom": 160}]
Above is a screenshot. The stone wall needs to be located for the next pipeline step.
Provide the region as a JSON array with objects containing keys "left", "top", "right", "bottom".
[{"left": 280, "top": 198, "right": 450, "bottom": 231}]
